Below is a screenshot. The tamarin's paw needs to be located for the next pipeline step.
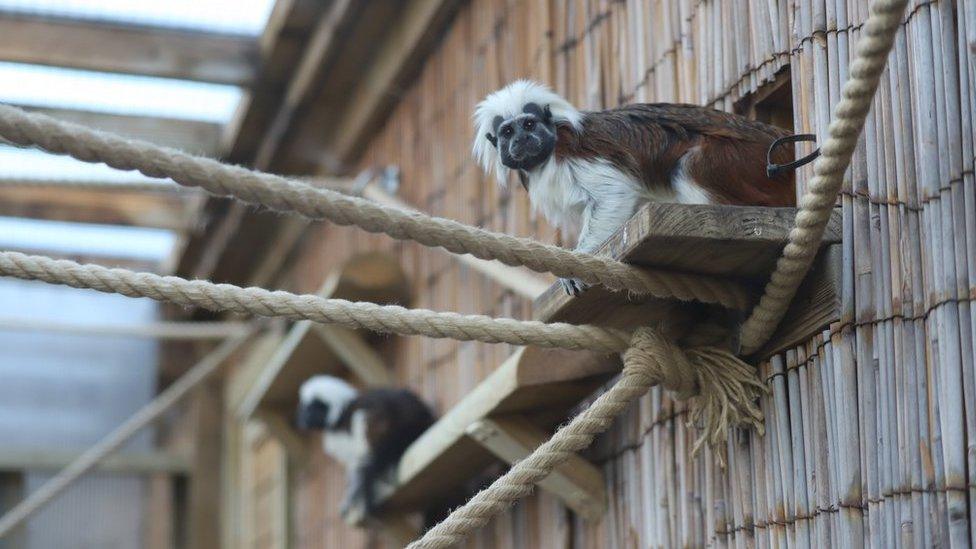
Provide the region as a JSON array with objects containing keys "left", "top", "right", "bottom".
[{"left": 560, "top": 278, "right": 589, "bottom": 296}]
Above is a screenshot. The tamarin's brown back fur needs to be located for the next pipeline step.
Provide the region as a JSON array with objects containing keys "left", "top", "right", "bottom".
[{"left": 554, "top": 104, "right": 797, "bottom": 207}]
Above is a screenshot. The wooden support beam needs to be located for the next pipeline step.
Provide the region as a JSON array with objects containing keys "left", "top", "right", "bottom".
[
  {"left": 237, "top": 320, "right": 341, "bottom": 419},
  {"left": 0, "top": 317, "right": 249, "bottom": 340},
  {"left": 467, "top": 416, "right": 606, "bottom": 520},
  {"left": 187, "top": 377, "right": 224, "bottom": 549},
  {"left": 326, "top": 0, "right": 463, "bottom": 166},
  {"left": 252, "top": 0, "right": 364, "bottom": 170},
  {"left": 0, "top": 14, "right": 256, "bottom": 85},
  {"left": 221, "top": 0, "right": 328, "bottom": 163},
  {"left": 177, "top": 1, "right": 327, "bottom": 287},
  {"left": 177, "top": 0, "right": 457, "bottom": 287},
  {"left": 0, "top": 450, "right": 191, "bottom": 475},
  {"left": 313, "top": 325, "right": 393, "bottom": 387},
  {"left": 0, "top": 186, "right": 194, "bottom": 230},
  {"left": 276, "top": 0, "right": 461, "bottom": 172},
  {"left": 253, "top": 409, "right": 309, "bottom": 466},
  {"left": 237, "top": 253, "right": 410, "bottom": 418}
]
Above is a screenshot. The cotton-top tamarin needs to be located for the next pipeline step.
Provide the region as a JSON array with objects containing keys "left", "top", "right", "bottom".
[
  {"left": 296, "top": 375, "right": 434, "bottom": 516},
  {"left": 473, "top": 80, "right": 808, "bottom": 296}
]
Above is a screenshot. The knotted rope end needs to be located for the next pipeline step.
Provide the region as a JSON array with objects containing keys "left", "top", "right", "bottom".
[
  {"left": 624, "top": 328, "right": 766, "bottom": 468},
  {"left": 685, "top": 347, "right": 767, "bottom": 465}
]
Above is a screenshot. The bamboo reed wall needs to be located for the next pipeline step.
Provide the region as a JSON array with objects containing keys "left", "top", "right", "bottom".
[{"left": 247, "top": 0, "right": 976, "bottom": 546}]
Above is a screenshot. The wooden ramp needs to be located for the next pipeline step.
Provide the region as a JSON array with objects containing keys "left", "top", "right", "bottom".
[{"left": 353, "top": 203, "right": 843, "bottom": 523}]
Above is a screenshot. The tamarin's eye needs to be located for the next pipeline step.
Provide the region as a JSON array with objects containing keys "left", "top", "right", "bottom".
[
  {"left": 501, "top": 126, "right": 513, "bottom": 137},
  {"left": 523, "top": 120, "right": 535, "bottom": 130}
]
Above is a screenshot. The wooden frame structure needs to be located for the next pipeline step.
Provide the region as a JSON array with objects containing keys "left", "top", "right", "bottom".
[{"left": 343, "top": 202, "right": 842, "bottom": 524}]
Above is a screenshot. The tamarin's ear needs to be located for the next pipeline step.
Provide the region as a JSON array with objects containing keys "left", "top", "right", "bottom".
[
  {"left": 485, "top": 133, "right": 497, "bottom": 148},
  {"left": 542, "top": 105, "right": 553, "bottom": 124}
]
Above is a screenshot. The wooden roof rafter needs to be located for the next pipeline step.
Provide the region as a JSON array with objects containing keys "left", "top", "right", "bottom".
[
  {"left": 0, "top": 12, "right": 258, "bottom": 86},
  {"left": 0, "top": 106, "right": 216, "bottom": 231}
]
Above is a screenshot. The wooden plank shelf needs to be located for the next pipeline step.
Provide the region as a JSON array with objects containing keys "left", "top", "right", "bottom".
[
  {"left": 351, "top": 203, "right": 842, "bottom": 524},
  {"left": 534, "top": 202, "right": 842, "bottom": 355},
  {"left": 350, "top": 345, "right": 618, "bottom": 520}
]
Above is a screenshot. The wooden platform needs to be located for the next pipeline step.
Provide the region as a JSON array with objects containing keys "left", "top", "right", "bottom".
[
  {"left": 534, "top": 202, "right": 843, "bottom": 354},
  {"left": 352, "top": 203, "right": 843, "bottom": 523}
]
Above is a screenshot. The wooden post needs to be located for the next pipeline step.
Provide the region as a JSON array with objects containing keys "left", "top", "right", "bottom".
[
  {"left": 186, "top": 377, "right": 224, "bottom": 549},
  {"left": 0, "top": 473, "right": 25, "bottom": 549}
]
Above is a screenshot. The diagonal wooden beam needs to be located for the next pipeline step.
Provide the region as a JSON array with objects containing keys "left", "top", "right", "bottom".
[
  {"left": 326, "top": 0, "right": 464, "bottom": 166},
  {"left": 467, "top": 416, "right": 606, "bottom": 520},
  {"left": 276, "top": 0, "right": 462, "bottom": 172},
  {"left": 0, "top": 14, "right": 257, "bottom": 86},
  {"left": 221, "top": 0, "right": 329, "bottom": 164}
]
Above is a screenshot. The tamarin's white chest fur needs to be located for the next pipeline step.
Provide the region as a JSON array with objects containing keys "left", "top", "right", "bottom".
[
  {"left": 323, "top": 409, "right": 370, "bottom": 468},
  {"left": 525, "top": 152, "right": 712, "bottom": 251}
]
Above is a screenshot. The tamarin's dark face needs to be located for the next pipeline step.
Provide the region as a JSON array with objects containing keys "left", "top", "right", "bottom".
[
  {"left": 488, "top": 102, "right": 556, "bottom": 172},
  {"left": 296, "top": 398, "right": 331, "bottom": 431}
]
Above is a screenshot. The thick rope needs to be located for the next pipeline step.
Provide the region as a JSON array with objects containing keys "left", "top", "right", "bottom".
[
  {"left": 414, "top": 0, "right": 907, "bottom": 544},
  {"left": 408, "top": 328, "right": 765, "bottom": 549},
  {"left": 0, "top": 104, "right": 747, "bottom": 310},
  {"left": 0, "top": 251, "right": 629, "bottom": 353},
  {"left": 0, "top": 330, "right": 253, "bottom": 538},
  {"left": 738, "top": 0, "right": 909, "bottom": 354}
]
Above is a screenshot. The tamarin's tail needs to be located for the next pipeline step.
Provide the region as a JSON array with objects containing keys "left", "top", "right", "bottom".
[{"left": 766, "top": 134, "right": 820, "bottom": 179}]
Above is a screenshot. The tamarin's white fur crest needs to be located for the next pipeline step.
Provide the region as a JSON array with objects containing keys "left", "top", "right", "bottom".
[
  {"left": 297, "top": 375, "right": 436, "bottom": 516},
  {"left": 473, "top": 79, "right": 583, "bottom": 184},
  {"left": 299, "top": 375, "right": 357, "bottom": 427}
]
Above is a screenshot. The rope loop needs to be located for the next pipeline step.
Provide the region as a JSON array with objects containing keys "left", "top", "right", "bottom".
[{"left": 623, "top": 328, "right": 766, "bottom": 462}]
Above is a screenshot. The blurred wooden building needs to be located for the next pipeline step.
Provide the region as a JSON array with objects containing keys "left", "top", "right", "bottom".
[
  {"left": 176, "top": 0, "right": 975, "bottom": 547},
  {"left": 1, "top": 0, "right": 975, "bottom": 548}
]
